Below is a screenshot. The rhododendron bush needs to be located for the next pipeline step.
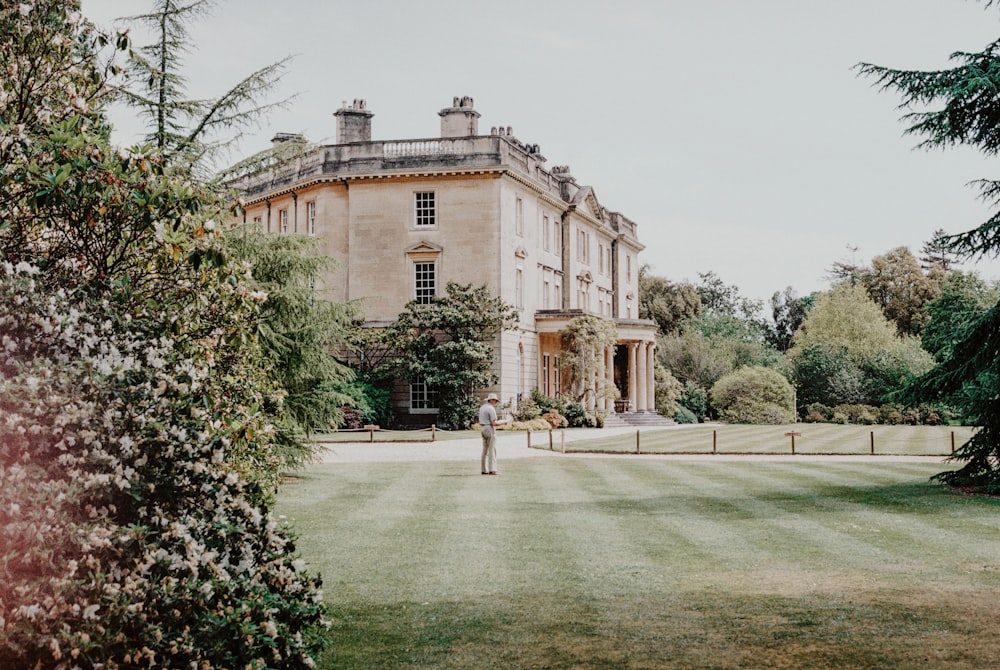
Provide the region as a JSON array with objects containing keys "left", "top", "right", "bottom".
[{"left": 0, "top": 1, "right": 327, "bottom": 667}]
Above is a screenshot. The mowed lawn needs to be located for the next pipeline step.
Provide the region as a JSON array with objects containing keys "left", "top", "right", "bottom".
[{"left": 277, "top": 451, "right": 1000, "bottom": 669}]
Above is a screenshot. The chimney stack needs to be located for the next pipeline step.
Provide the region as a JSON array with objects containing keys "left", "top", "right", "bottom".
[
  {"left": 439, "top": 95, "right": 480, "bottom": 138},
  {"left": 334, "top": 99, "right": 374, "bottom": 144}
]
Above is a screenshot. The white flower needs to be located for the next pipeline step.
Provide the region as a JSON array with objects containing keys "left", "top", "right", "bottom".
[
  {"left": 82, "top": 604, "right": 100, "bottom": 620},
  {"left": 18, "top": 4, "right": 31, "bottom": 17}
]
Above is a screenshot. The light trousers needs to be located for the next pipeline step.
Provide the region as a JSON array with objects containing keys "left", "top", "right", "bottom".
[{"left": 481, "top": 426, "right": 497, "bottom": 473}]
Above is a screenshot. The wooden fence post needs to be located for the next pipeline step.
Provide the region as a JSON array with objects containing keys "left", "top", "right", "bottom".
[
  {"left": 785, "top": 431, "right": 801, "bottom": 455},
  {"left": 431, "top": 424, "right": 436, "bottom": 442},
  {"left": 561, "top": 430, "right": 565, "bottom": 454},
  {"left": 527, "top": 427, "right": 532, "bottom": 449},
  {"left": 636, "top": 429, "right": 641, "bottom": 454},
  {"left": 870, "top": 431, "right": 874, "bottom": 456},
  {"left": 549, "top": 429, "right": 553, "bottom": 451},
  {"left": 951, "top": 431, "right": 956, "bottom": 454},
  {"left": 713, "top": 430, "right": 717, "bottom": 455}
]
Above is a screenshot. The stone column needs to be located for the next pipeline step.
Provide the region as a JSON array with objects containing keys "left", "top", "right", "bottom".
[
  {"left": 587, "top": 367, "right": 596, "bottom": 412},
  {"left": 605, "top": 346, "right": 615, "bottom": 412},
  {"left": 646, "top": 341, "right": 656, "bottom": 413},
  {"left": 627, "top": 343, "right": 637, "bottom": 412},
  {"left": 636, "top": 340, "right": 648, "bottom": 412}
]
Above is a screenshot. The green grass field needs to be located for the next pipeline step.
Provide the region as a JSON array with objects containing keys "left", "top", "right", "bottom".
[{"left": 278, "top": 436, "right": 1000, "bottom": 669}]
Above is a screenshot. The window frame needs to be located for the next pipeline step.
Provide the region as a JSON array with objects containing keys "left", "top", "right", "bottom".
[
  {"left": 409, "top": 374, "right": 439, "bottom": 413},
  {"left": 413, "top": 260, "right": 437, "bottom": 304},
  {"left": 413, "top": 191, "right": 437, "bottom": 229}
]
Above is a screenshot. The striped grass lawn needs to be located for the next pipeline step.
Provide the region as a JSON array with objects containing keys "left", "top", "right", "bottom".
[
  {"left": 277, "top": 452, "right": 1000, "bottom": 669},
  {"left": 549, "top": 424, "right": 977, "bottom": 456}
]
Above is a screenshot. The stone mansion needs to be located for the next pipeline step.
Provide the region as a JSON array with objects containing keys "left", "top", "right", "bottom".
[{"left": 231, "top": 96, "right": 658, "bottom": 426}]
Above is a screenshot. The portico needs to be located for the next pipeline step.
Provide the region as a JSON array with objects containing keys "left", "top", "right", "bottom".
[{"left": 535, "top": 311, "right": 658, "bottom": 415}]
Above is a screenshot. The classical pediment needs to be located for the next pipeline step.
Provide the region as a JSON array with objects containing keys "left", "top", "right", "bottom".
[
  {"left": 405, "top": 240, "right": 443, "bottom": 255},
  {"left": 514, "top": 246, "right": 528, "bottom": 259},
  {"left": 570, "top": 185, "right": 605, "bottom": 223}
]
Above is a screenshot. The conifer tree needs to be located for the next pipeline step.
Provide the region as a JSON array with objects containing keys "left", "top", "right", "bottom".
[
  {"left": 857, "top": 2, "right": 1000, "bottom": 491},
  {"left": 116, "top": 0, "right": 292, "bottom": 175}
]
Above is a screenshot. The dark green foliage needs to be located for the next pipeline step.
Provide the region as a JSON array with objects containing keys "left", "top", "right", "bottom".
[
  {"left": 766, "top": 287, "right": 811, "bottom": 352},
  {"left": 638, "top": 264, "right": 701, "bottom": 335},
  {"left": 673, "top": 405, "right": 699, "bottom": 424},
  {"left": 392, "top": 282, "right": 518, "bottom": 430},
  {"left": 0, "top": 3, "right": 327, "bottom": 664},
  {"left": 921, "top": 271, "right": 998, "bottom": 361},
  {"left": 678, "top": 382, "right": 709, "bottom": 422},
  {"left": 224, "top": 226, "right": 360, "bottom": 467},
  {"left": 858, "top": 4, "right": 1000, "bottom": 490},
  {"left": 791, "top": 343, "right": 866, "bottom": 408}
]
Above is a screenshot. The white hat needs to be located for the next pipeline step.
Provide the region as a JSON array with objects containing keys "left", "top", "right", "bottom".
[{"left": 486, "top": 393, "right": 499, "bottom": 402}]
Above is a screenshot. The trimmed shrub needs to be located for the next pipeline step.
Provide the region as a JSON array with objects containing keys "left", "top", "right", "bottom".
[
  {"left": 709, "top": 366, "right": 795, "bottom": 424},
  {"left": 514, "top": 397, "right": 541, "bottom": 421},
  {"left": 673, "top": 405, "right": 698, "bottom": 424},
  {"left": 803, "top": 403, "right": 832, "bottom": 422}
]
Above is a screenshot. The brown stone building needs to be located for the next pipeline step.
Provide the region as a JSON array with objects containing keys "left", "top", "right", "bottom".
[{"left": 231, "top": 96, "right": 659, "bottom": 425}]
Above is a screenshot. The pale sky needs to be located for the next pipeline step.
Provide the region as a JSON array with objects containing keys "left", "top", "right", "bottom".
[{"left": 81, "top": 0, "right": 1000, "bottom": 306}]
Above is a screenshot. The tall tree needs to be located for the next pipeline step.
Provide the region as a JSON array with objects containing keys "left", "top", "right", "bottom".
[
  {"left": 858, "top": 5, "right": 1000, "bottom": 491},
  {"left": 696, "top": 271, "right": 765, "bottom": 326},
  {"left": 638, "top": 264, "right": 701, "bottom": 335},
  {"left": 921, "top": 271, "right": 998, "bottom": 361},
  {"left": 765, "top": 286, "right": 811, "bottom": 352},
  {"left": 224, "top": 226, "right": 361, "bottom": 464},
  {"left": 789, "top": 283, "right": 898, "bottom": 365},
  {"left": 920, "top": 228, "right": 960, "bottom": 271},
  {"left": 115, "top": 1, "right": 357, "bottom": 467},
  {"left": 861, "top": 246, "right": 944, "bottom": 336},
  {"left": 392, "top": 282, "right": 518, "bottom": 430},
  {"left": 116, "top": 0, "right": 292, "bottom": 174}
]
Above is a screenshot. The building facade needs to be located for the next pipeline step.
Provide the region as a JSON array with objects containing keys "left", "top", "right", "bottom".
[{"left": 232, "top": 96, "right": 659, "bottom": 425}]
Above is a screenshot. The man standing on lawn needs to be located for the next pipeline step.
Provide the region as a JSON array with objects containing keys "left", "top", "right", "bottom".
[{"left": 478, "top": 393, "right": 507, "bottom": 475}]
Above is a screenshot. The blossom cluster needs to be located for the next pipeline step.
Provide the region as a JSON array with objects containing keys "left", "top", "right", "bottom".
[
  {"left": 0, "top": 2, "right": 328, "bottom": 666},
  {"left": 0, "top": 252, "right": 326, "bottom": 669}
]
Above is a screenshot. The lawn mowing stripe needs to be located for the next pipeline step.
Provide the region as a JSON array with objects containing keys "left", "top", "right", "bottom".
[
  {"left": 312, "top": 462, "right": 465, "bottom": 603},
  {"left": 753, "top": 462, "right": 1000, "bottom": 574},
  {"left": 419, "top": 460, "right": 529, "bottom": 601},
  {"left": 581, "top": 459, "right": 779, "bottom": 571},
  {"left": 563, "top": 457, "right": 739, "bottom": 571},
  {"left": 663, "top": 461, "right": 901, "bottom": 570},
  {"left": 521, "top": 458, "right": 676, "bottom": 599}
]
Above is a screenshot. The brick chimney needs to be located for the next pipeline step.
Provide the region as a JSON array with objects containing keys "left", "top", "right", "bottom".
[
  {"left": 334, "top": 99, "right": 373, "bottom": 144},
  {"left": 439, "top": 95, "right": 480, "bottom": 138}
]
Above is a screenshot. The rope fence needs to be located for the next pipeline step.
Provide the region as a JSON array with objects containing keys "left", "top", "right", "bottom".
[
  {"left": 315, "top": 424, "right": 451, "bottom": 443},
  {"left": 545, "top": 425, "right": 977, "bottom": 457}
]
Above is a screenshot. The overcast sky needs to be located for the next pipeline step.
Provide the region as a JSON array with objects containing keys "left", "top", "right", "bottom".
[{"left": 81, "top": 0, "right": 1000, "bottom": 306}]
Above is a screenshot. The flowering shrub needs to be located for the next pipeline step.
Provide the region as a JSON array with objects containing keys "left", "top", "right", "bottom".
[
  {"left": 0, "top": 2, "right": 328, "bottom": 666},
  {"left": 0, "top": 269, "right": 326, "bottom": 667}
]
